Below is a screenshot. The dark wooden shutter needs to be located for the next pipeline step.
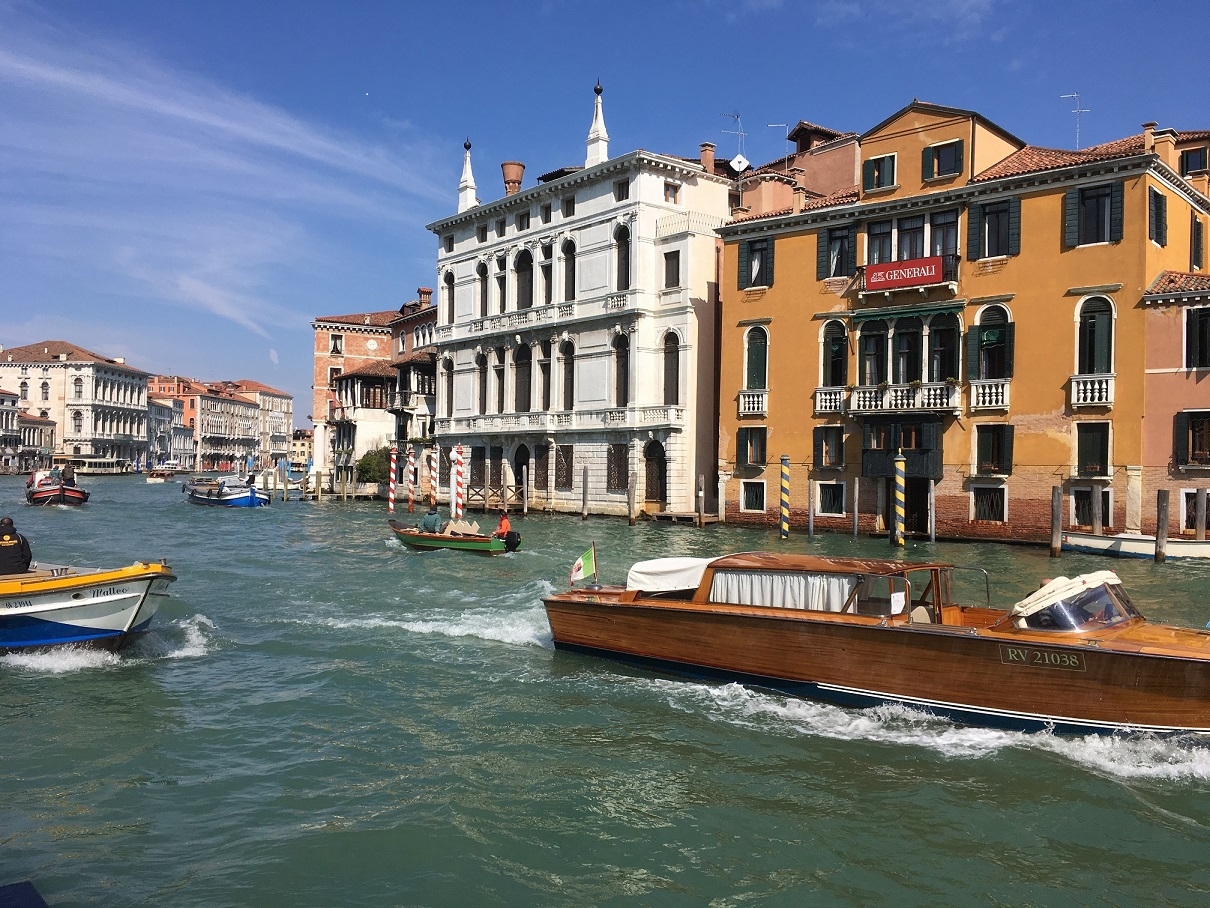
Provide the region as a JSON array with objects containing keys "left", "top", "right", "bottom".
[
  {"left": 846, "top": 225, "right": 858, "bottom": 275},
  {"left": 737, "top": 241, "right": 750, "bottom": 289},
  {"left": 1064, "top": 189, "right": 1080, "bottom": 248},
  {"left": 764, "top": 238, "right": 775, "bottom": 287},
  {"left": 863, "top": 159, "right": 876, "bottom": 191},
  {"left": 1002, "top": 425, "right": 1015, "bottom": 476},
  {"left": 1193, "top": 215, "right": 1205, "bottom": 271},
  {"left": 922, "top": 146, "right": 934, "bottom": 181},
  {"left": 977, "top": 425, "right": 991, "bottom": 473},
  {"left": 1175, "top": 412, "right": 1190, "bottom": 466},
  {"left": 737, "top": 428, "right": 749, "bottom": 468},
  {"left": 966, "top": 327, "right": 981, "bottom": 381},
  {"left": 817, "top": 230, "right": 830, "bottom": 280},
  {"left": 1109, "top": 181, "right": 1124, "bottom": 242},
  {"left": 1148, "top": 189, "right": 1158, "bottom": 241},
  {"left": 1158, "top": 192, "right": 1167, "bottom": 246},
  {"left": 1189, "top": 310, "right": 1201, "bottom": 369},
  {"left": 954, "top": 139, "right": 965, "bottom": 174},
  {"left": 1007, "top": 197, "right": 1021, "bottom": 256},
  {"left": 863, "top": 423, "right": 873, "bottom": 450},
  {"left": 1093, "top": 311, "right": 1111, "bottom": 373},
  {"left": 967, "top": 204, "right": 982, "bottom": 260},
  {"left": 1003, "top": 323, "right": 1016, "bottom": 378},
  {"left": 813, "top": 426, "right": 824, "bottom": 466}
]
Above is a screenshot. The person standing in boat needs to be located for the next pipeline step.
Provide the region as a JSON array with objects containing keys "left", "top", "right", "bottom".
[
  {"left": 492, "top": 508, "right": 511, "bottom": 539},
  {"left": 62, "top": 463, "right": 76, "bottom": 487},
  {"left": 419, "top": 504, "right": 442, "bottom": 533},
  {"left": 0, "top": 517, "right": 33, "bottom": 574}
]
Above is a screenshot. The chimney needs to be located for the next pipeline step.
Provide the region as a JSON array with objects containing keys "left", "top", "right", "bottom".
[
  {"left": 1142, "top": 121, "right": 1157, "bottom": 154},
  {"left": 792, "top": 185, "right": 807, "bottom": 214},
  {"left": 363, "top": 314, "right": 371, "bottom": 325},
  {"left": 700, "top": 142, "right": 716, "bottom": 174},
  {"left": 1154, "top": 128, "right": 1178, "bottom": 170},
  {"left": 417, "top": 287, "right": 433, "bottom": 306},
  {"left": 502, "top": 161, "right": 525, "bottom": 196}
]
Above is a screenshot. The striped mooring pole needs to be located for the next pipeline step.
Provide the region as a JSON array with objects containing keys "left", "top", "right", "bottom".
[
  {"left": 892, "top": 450, "right": 906, "bottom": 547},
  {"left": 429, "top": 444, "right": 439, "bottom": 505},
  {"left": 406, "top": 445, "right": 416, "bottom": 513},
  {"left": 779, "top": 454, "right": 790, "bottom": 540},
  {"left": 453, "top": 444, "right": 465, "bottom": 519},
  {"left": 387, "top": 445, "right": 397, "bottom": 513}
]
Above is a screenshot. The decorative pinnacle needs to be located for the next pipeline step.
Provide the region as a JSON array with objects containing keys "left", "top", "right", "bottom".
[
  {"left": 594, "top": 81, "right": 603, "bottom": 96},
  {"left": 464, "top": 138, "right": 472, "bottom": 151}
]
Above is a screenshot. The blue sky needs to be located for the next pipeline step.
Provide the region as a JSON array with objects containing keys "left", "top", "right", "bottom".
[{"left": 1, "top": 0, "right": 1205, "bottom": 424}]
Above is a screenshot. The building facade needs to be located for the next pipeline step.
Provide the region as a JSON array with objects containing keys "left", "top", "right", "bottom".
[
  {"left": 0, "top": 340, "right": 149, "bottom": 468},
  {"left": 219, "top": 380, "right": 293, "bottom": 467},
  {"left": 427, "top": 87, "right": 731, "bottom": 515},
  {"left": 0, "top": 388, "right": 19, "bottom": 472},
  {"left": 17, "top": 410, "right": 55, "bottom": 471},
  {"left": 290, "top": 428, "right": 313, "bottom": 472},
  {"left": 718, "top": 102, "right": 1210, "bottom": 542},
  {"left": 388, "top": 288, "right": 438, "bottom": 447}
]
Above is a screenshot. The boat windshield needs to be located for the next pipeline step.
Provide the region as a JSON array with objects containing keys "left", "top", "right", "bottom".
[{"left": 1019, "top": 583, "right": 1142, "bottom": 632}]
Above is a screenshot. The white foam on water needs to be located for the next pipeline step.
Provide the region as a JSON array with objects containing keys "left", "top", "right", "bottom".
[
  {"left": 164, "top": 614, "right": 217, "bottom": 659},
  {"left": 1, "top": 646, "right": 122, "bottom": 674},
  {"left": 1034, "top": 731, "right": 1210, "bottom": 782},
  {"left": 399, "top": 602, "right": 552, "bottom": 648}
]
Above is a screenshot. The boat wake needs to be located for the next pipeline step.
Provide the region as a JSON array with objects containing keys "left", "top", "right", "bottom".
[
  {"left": 644, "top": 679, "right": 1210, "bottom": 780},
  {"left": 0, "top": 614, "right": 217, "bottom": 672},
  {"left": 1, "top": 646, "right": 123, "bottom": 673}
]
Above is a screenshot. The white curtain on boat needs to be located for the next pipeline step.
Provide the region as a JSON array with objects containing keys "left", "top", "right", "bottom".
[{"left": 708, "top": 570, "right": 856, "bottom": 612}]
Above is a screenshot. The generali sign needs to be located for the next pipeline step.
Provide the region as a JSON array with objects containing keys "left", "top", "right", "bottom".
[{"left": 864, "top": 255, "right": 944, "bottom": 291}]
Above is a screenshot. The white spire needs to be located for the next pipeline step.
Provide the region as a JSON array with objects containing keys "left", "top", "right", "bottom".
[
  {"left": 457, "top": 139, "right": 478, "bottom": 213},
  {"left": 585, "top": 81, "right": 609, "bottom": 168}
]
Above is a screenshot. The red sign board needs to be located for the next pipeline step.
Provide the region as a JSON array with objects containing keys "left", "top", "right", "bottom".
[{"left": 864, "top": 256, "right": 944, "bottom": 291}]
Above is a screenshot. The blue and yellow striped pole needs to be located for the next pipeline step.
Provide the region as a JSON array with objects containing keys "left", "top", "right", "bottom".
[
  {"left": 892, "top": 450, "right": 906, "bottom": 547},
  {"left": 779, "top": 454, "right": 790, "bottom": 540}
]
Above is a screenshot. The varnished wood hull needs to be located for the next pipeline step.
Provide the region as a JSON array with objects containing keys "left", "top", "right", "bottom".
[{"left": 543, "top": 595, "right": 1210, "bottom": 735}]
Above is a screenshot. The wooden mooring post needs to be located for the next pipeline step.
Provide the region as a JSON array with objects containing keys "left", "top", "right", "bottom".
[
  {"left": 1050, "top": 486, "right": 1062, "bottom": 558},
  {"left": 807, "top": 478, "right": 815, "bottom": 540},
  {"left": 581, "top": 466, "right": 589, "bottom": 521},
  {"left": 627, "top": 473, "right": 637, "bottom": 527},
  {"left": 696, "top": 474, "right": 705, "bottom": 529},
  {"left": 521, "top": 466, "right": 529, "bottom": 517},
  {"left": 1091, "top": 484, "right": 1103, "bottom": 536},
  {"left": 1197, "top": 488, "right": 1207, "bottom": 542},
  {"left": 1155, "top": 489, "right": 1170, "bottom": 564},
  {"left": 852, "top": 476, "right": 860, "bottom": 540}
]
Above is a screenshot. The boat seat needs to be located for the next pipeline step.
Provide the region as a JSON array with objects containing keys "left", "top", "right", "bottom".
[{"left": 910, "top": 606, "right": 932, "bottom": 624}]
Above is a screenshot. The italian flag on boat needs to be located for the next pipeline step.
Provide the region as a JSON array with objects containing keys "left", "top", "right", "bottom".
[{"left": 570, "top": 543, "right": 597, "bottom": 585}]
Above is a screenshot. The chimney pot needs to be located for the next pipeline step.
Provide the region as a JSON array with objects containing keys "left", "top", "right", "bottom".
[
  {"left": 1143, "top": 121, "right": 1157, "bottom": 153},
  {"left": 418, "top": 287, "right": 433, "bottom": 306},
  {"left": 501, "top": 161, "right": 525, "bottom": 196},
  {"left": 700, "top": 142, "right": 716, "bottom": 174},
  {"left": 792, "top": 185, "right": 807, "bottom": 214}
]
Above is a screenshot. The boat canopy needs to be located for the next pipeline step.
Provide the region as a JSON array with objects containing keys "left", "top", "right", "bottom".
[
  {"left": 1010, "top": 571, "right": 1121, "bottom": 618},
  {"left": 626, "top": 557, "right": 712, "bottom": 592}
]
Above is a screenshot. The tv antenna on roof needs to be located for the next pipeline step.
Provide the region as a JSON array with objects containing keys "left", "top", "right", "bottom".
[
  {"left": 1060, "top": 92, "right": 1090, "bottom": 150},
  {"left": 722, "top": 112, "right": 749, "bottom": 173},
  {"left": 768, "top": 124, "right": 791, "bottom": 164}
]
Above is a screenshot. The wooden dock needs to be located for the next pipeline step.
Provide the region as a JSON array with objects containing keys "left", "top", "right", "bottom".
[{"left": 649, "top": 511, "right": 720, "bottom": 525}]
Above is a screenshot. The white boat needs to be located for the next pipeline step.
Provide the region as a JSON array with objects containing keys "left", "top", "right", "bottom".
[
  {"left": 1061, "top": 530, "right": 1210, "bottom": 559},
  {"left": 184, "top": 479, "right": 270, "bottom": 508},
  {"left": 0, "top": 561, "right": 176, "bottom": 650}
]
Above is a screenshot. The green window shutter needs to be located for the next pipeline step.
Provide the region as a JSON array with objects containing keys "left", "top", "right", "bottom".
[
  {"left": 1093, "top": 312, "right": 1111, "bottom": 373},
  {"left": 966, "top": 327, "right": 982, "bottom": 381},
  {"left": 922, "top": 420, "right": 938, "bottom": 450},
  {"left": 863, "top": 423, "right": 873, "bottom": 450},
  {"left": 1193, "top": 216, "right": 1205, "bottom": 270},
  {"left": 1007, "top": 197, "right": 1021, "bottom": 256},
  {"left": 891, "top": 423, "right": 902, "bottom": 451},
  {"left": 737, "top": 428, "right": 749, "bottom": 468},
  {"left": 1158, "top": 193, "right": 1168, "bottom": 246},
  {"left": 1174, "top": 413, "right": 1190, "bottom": 466},
  {"left": 737, "top": 241, "right": 750, "bottom": 290},
  {"left": 764, "top": 238, "right": 775, "bottom": 287},
  {"left": 813, "top": 427, "right": 824, "bottom": 466},
  {"left": 922, "top": 146, "right": 934, "bottom": 181},
  {"left": 863, "top": 159, "right": 876, "bottom": 191},
  {"left": 977, "top": 425, "right": 991, "bottom": 471},
  {"left": 816, "top": 231, "right": 830, "bottom": 281},
  {"left": 1002, "top": 425, "right": 1015, "bottom": 476},
  {"left": 1003, "top": 323, "right": 1016, "bottom": 378},
  {"left": 954, "top": 139, "right": 965, "bottom": 174},
  {"left": 967, "top": 204, "right": 982, "bottom": 260},
  {"left": 846, "top": 225, "right": 858, "bottom": 275},
  {"left": 1109, "top": 181, "right": 1124, "bottom": 242},
  {"left": 1188, "top": 310, "right": 1202, "bottom": 368},
  {"left": 1148, "top": 189, "right": 1157, "bottom": 241},
  {"left": 887, "top": 156, "right": 895, "bottom": 186},
  {"left": 1064, "top": 189, "right": 1080, "bottom": 248}
]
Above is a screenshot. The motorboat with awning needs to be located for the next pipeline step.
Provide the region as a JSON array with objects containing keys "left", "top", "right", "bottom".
[{"left": 26, "top": 469, "right": 89, "bottom": 506}]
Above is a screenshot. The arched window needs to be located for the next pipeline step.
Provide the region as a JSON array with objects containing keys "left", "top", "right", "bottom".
[
  {"left": 562, "top": 240, "right": 577, "bottom": 302},
  {"left": 540, "top": 340, "right": 552, "bottom": 410},
  {"left": 73, "top": 377, "right": 84, "bottom": 400},
  {"left": 560, "top": 340, "right": 575, "bottom": 410},
  {"left": 477, "top": 262, "right": 489, "bottom": 317},
  {"left": 442, "top": 360, "right": 454, "bottom": 417},
  {"left": 615, "top": 226, "right": 631, "bottom": 292},
  {"left": 663, "top": 332, "right": 680, "bottom": 405},
  {"left": 859, "top": 320, "right": 887, "bottom": 385},
  {"left": 892, "top": 317, "right": 922, "bottom": 384},
  {"left": 929, "top": 312, "right": 961, "bottom": 382},
  {"left": 476, "top": 353, "right": 488, "bottom": 415},
  {"left": 744, "top": 326, "right": 768, "bottom": 391},
  {"left": 971, "top": 306, "right": 1013, "bottom": 380},
  {"left": 443, "top": 271, "right": 455, "bottom": 324},
  {"left": 644, "top": 439, "right": 667, "bottom": 504},
  {"left": 72, "top": 411, "right": 83, "bottom": 433},
  {"left": 1078, "top": 297, "right": 1113, "bottom": 375},
  {"left": 40, "top": 381, "right": 49, "bottom": 402},
  {"left": 494, "top": 348, "right": 506, "bottom": 413},
  {"left": 515, "top": 251, "right": 534, "bottom": 309},
  {"left": 822, "top": 320, "right": 848, "bottom": 388},
  {"left": 514, "top": 345, "right": 532, "bottom": 412},
  {"left": 613, "top": 334, "right": 630, "bottom": 407}
]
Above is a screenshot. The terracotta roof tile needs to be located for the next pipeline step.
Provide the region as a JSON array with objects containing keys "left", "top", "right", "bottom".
[
  {"left": 225, "top": 378, "right": 291, "bottom": 397},
  {"left": 2, "top": 339, "right": 147, "bottom": 372},
  {"left": 976, "top": 129, "right": 1210, "bottom": 183},
  {"left": 1146, "top": 270, "right": 1210, "bottom": 296},
  {"left": 337, "top": 360, "right": 397, "bottom": 380},
  {"left": 397, "top": 350, "right": 436, "bottom": 366},
  {"left": 728, "top": 185, "right": 859, "bottom": 225},
  {"left": 313, "top": 311, "right": 398, "bottom": 328}
]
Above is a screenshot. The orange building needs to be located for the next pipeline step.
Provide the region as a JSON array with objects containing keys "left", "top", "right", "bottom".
[{"left": 718, "top": 102, "right": 1209, "bottom": 542}]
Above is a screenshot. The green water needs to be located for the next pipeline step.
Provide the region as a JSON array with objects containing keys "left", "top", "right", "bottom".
[{"left": 3, "top": 475, "right": 1210, "bottom": 906}]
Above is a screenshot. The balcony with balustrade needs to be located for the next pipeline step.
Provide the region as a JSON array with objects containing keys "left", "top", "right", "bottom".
[
  {"left": 968, "top": 379, "right": 1010, "bottom": 410},
  {"left": 738, "top": 390, "right": 767, "bottom": 417},
  {"left": 1070, "top": 374, "right": 1115, "bottom": 408},
  {"left": 813, "top": 387, "right": 847, "bottom": 414},
  {"left": 848, "top": 382, "right": 960, "bottom": 414},
  {"left": 435, "top": 404, "right": 686, "bottom": 437}
]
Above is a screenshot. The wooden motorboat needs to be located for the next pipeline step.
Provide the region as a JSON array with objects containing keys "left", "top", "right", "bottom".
[
  {"left": 184, "top": 479, "right": 270, "bottom": 507},
  {"left": 1062, "top": 530, "right": 1210, "bottom": 559},
  {"left": 388, "top": 519, "right": 520, "bottom": 555},
  {"left": 26, "top": 469, "right": 89, "bottom": 505},
  {"left": 0, "top": 560, "right": 176, "bottom": 651},
  {"left": 145, "top": 469, "right": 177, "bottom": 483},
  {"left": 543, "top": 552, "right": 1210, "bottom": 736}
]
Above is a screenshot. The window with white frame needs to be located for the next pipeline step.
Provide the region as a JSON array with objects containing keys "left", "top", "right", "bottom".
[
  {"left": 817, "top": 480, "right": 846, "bottom": 517},
  {"left": 741, "top": 480, "right": 766, "bottom": 512},
  {"left": 814, "top": 425, "right": 844, "bottom": 469},
  {"left": 663, "top": 182, "right": 680, "bottom": 204},
  {"left": 1071, "top": 486, "right": 1112, "bottom": 528},
  {"left": 863, "top": 154, "right": 895, "bottom": 190},
  {"left": 330, "top": 333, "right": 344, "bottom": 355},
  {"left": 971, "top": 484, "right": 1006, "bottom": 522}
]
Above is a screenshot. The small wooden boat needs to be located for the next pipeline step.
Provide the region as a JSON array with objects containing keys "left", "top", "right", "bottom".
[
  {"left": 543, "top": 552, "right": 1210, "bottom": 736},
  {"left": 1062, "top": 530, "right": 1210, "bottom": 559},
  {"left": 184, "top": 479, "right": 270, "bottom": 508},
  {"left": 26, "top": 470, "right": 89, "bottom": 506},
  {"left": 0, "top": 560, "right": 176, "bottom": 651},
  {"left": 145, "top": 469, "right": 177, "bottom": 483},
  {"left": 388, "top": 519, "right": 519, "bottom": 554}
]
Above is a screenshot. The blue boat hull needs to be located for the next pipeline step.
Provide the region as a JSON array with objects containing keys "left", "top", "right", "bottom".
[{"left": 185, "top": 487, "right": 270, "bottom": 507}]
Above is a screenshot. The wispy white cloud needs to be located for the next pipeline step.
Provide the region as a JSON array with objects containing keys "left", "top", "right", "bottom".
[{"left": 813, "top": 0, "right": 995, "bottom": 39}]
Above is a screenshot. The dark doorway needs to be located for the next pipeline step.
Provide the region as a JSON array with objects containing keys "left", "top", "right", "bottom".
[
  {"left": 513, "top": 445, "right": 530, "bottom": 492},
  {"left": 644, "top": 440, "right": 667, "bottom": 508},
  {"left": 905, "top": 477, "right": 930, "bottom": 534}
]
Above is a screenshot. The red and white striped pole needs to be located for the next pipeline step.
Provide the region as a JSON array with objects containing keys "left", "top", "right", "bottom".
[
  {"left": 406, "top": 445, "right": 416, "bottom": 513},
  {"left": 429, "top": 444, "right": 439, "bottom": 505},
  {"left": 454, "top": 444, "right": 465, "bottom": 519},
  {"left": 387, "top": 445, "right": 397, "bottom": 513}
]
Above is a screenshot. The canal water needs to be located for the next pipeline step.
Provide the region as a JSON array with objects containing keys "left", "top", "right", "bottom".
[{"left": 3, "top": 474, "right": 1210, "bottom": 906}]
